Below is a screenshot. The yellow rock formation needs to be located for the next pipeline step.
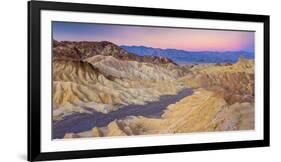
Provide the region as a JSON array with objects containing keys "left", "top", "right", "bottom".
[
  {"left": 178, "top": 56, "right": 254, "bottom": 104},
  {"left": 57, "top": 56, "right": 255, "bottom": 138},
  {"left": 72, "top": 88, "right": 254, "bottom": 138},
  {"left": 52, "top": 58, "right": 186, "bottom": 120}
]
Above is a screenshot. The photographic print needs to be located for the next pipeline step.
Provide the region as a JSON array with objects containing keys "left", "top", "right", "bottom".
[
  {"left": 28, "top": 1, "right": 269, "bottom": 160},
  {"left": 52, "top": 22, "right": 255, "bottom": 139}
]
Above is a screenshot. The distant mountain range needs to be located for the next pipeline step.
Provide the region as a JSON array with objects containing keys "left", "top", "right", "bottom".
[{"left": 120, "top": 45, "right": 254, "bottom": 64}]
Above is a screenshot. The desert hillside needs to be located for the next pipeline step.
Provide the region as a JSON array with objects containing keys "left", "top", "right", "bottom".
[
  {"left": 180, "top": 57, "right": 254, "bottom": 104},
  {"left": 65, "top": 88, "right": 254, "bottom": 138},
  {"left": 52, "top": 41, "right": 188, "bottom": 121},
  {"left": 51, "top": 40, "right": 255, "bottom": 139}
]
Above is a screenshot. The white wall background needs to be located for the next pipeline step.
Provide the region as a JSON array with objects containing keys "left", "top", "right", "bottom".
[{"left": 0, "top": 0, "right": 279, "bottom": 161}]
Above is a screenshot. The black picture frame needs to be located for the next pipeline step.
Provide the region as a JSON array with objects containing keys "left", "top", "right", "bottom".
[{"left": 28, "top": 0, "right": 270, "bottom": 161}]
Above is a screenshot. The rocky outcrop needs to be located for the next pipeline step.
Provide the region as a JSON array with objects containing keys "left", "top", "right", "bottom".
[
  {"left": 179, "top": 57, "right": 254, "bottom": 104},
  {"left": 52, "top": 59, "right": 185, "bottom": 120},
  {"left": 53, "top": 40, "right": 177, "bottom": 65},
  {"left": 85, "top": 55, "right": 184, "bottom": 80}
]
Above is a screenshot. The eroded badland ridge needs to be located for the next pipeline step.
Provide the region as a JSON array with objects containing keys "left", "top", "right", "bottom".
[
  {"left": 52, "top": 40, "right": 255, "bottom": 138},
  {"left": 53, "top": 41, "right": 186, "bottom": 120}
]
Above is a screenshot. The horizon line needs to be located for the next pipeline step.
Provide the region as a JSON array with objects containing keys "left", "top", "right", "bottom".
[{"left": 53, "top": 39, "right": 254, "bottom": 53}]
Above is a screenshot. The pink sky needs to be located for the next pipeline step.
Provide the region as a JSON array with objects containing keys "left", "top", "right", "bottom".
[{"left": 53, "top": 22, "right": 255, "bottom": 52}]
